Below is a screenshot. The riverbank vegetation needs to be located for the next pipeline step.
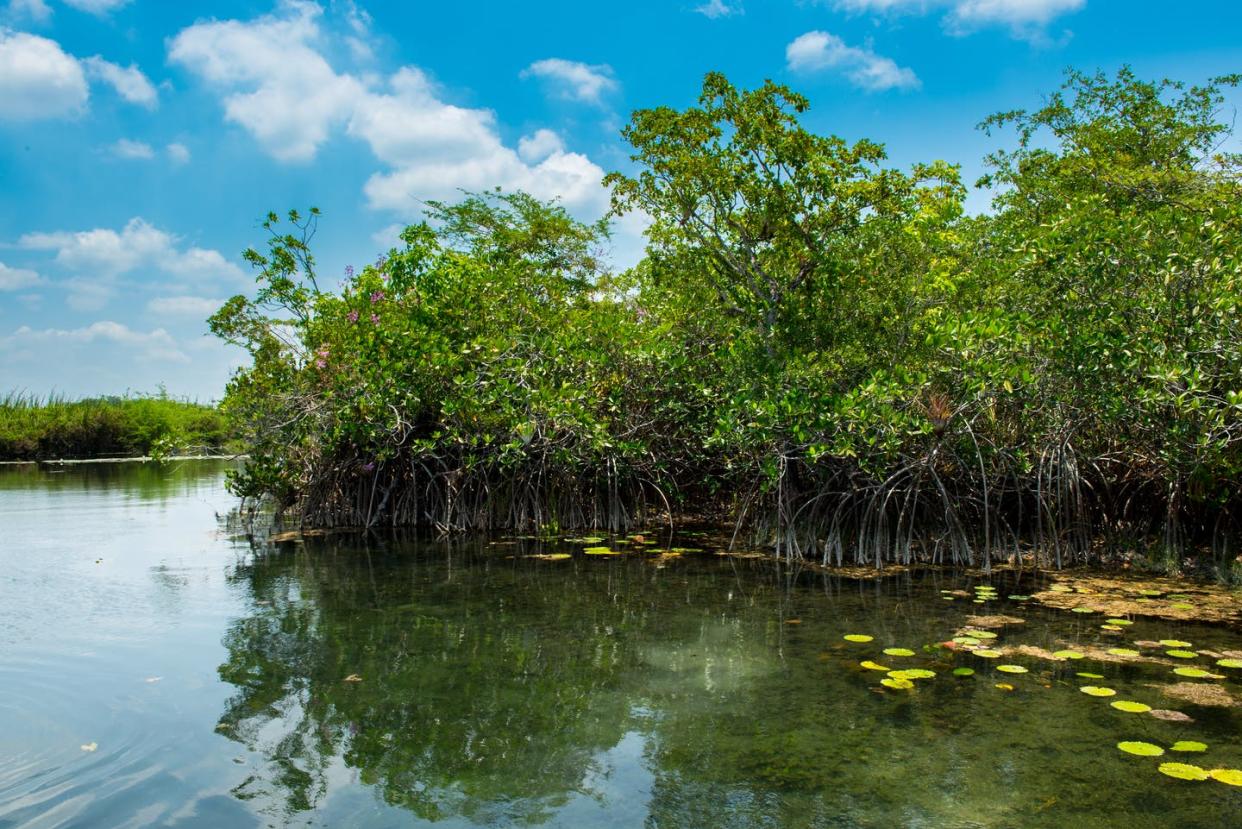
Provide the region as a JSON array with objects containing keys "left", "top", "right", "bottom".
[
  {"left": 211, "top": 68, "right": 1242, "bottom": 574},
  {"left": 0, "top": 392, "right": 229, "bottom": 460}
]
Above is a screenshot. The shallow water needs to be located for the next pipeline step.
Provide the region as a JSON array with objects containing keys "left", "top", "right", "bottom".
[{"left": 1, "top": 461, "right": 1239, "bottom": 828}]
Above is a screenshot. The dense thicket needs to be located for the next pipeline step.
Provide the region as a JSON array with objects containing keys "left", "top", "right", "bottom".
[
  {"left": 211, "top": 69, "right": 1242, "bottom": 573},
  {"left": 0, "top": 392, "right": 228, "bottom": 460}
]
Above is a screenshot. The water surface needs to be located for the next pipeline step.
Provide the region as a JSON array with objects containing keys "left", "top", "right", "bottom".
[{"left": 1, "top": 461, "right": 1239, "bottom": 827}]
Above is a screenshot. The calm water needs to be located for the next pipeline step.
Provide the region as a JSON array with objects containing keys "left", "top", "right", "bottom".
[{"left": 1, "top": 461, "right": 1240, "bottom": 828}]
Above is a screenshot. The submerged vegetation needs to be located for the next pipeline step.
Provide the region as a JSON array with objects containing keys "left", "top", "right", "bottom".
[
  {"left": 0, "top": 391, "right": 229, "bottom": 460},
  {"left": 211, "top": 67, "right": 1242, "bottom": 572}
]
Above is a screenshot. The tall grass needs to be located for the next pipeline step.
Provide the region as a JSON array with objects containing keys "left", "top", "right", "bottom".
[{"left": 0, "top": 391, "right": 230, "bottom": 460}]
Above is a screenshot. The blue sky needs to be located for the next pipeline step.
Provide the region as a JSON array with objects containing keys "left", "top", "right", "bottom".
[{"left": 1, "top": 0, "right": 1240, "bottom": 401}]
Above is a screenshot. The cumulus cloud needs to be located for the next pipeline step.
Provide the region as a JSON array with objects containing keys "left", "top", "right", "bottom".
[
  {"left": 0, "top": 261, "right": 42, "bottom": 291},
  {"left": 832, "top": 0, "right": 1084, "bottom": 40},
  {"left": 110, "top": 138, "right": 154, "bottom": 159},
  {"left": 18, "top": 218, "right": 245, "bottom": 309},
  {"left": 170, "top": 2, "right": 611, "bottom": 218},
  {"left": 168, "top": 1, "right": 366, "bottom": 162},
  {"left": 694, "top": 0, "right": 743, "bottom": 17},
  {"left": 517, "top": 128, "right": 566, "bottom": 164},
  {"left": 0, "top": 321, "right": 187, "bottom": 363},
  {"left": 82, "top": 55, "right": 158, "bottom": 107},
  {"left": 521, "top": 58, "right": 618, "bottom": 105},
  {"left": 0, "top": 30, "right": 88, "bottom": 120},
  {"left": 166, "top": 142, "right": 191, "bottom": 164},
  {"left": 786, "top": 31, "right": 920, "bottom": 91},
  {"left": 7, "top": 0, "right": 52, "bottom": 22}
]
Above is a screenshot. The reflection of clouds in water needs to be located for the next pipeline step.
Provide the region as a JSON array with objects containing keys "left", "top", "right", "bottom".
[{"left": 640, "top": 618, "right": 778, "bottom": 695}]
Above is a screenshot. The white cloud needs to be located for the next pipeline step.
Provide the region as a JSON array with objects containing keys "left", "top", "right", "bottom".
[
  {"left": 110, "top": 138, "right": 154, "bottom": 159},
  {"left": 83, "top": 55, "right": 158, "bottom": 107},
  {"left": 786, "top": 31, "right": 920, "bottom": 92},
  {"left": 166, "top": 142, "right": 191, "bottom": 164},
  {"left": 171, "top": 3, "right": 612, "bottom": 219},
  {"left": 61, "top": 0, "right": 130, "bottom": 14},
  {"left": 168, "top": 1, "right": 366, "bottom": 162},
  {"left": 0, "top": 30, "right": 88, "bottom": 120},
  {"left": 0, "top": 261, "right": 42, "bottom": 290},
  {"left": 1, "top": 321, "right": 188, "bottom": 363},
  {"left": 521, "top": 58, "right": 618, "bottom": 105},
  {"left": 832, "top": 0, "right": 1084, "bottom": 40},
  {"left": 517, "top": 128, "right": 565, "bottom": 164},
  {"left": 7, "top": 0, "right": 52, "bottom": 23},
  {"left": 146, "top": 295, "right": 222, "bottom": 317},
  {"left": 18, "top": 218, "right": 245, "bottom": 309},
  {"left": 694, "top": 0, "right": 743, "bottom": 17}
]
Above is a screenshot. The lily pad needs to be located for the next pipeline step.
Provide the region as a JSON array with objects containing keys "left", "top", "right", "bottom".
[
  {"left": 952, "top": 667, "right": 975, "bottom": 677},
  {"left": 583, "top": 547, "right": 619, "bottom": 555},
  {"left": 1111, "top": 701, "right": 1152, "bottom": 713},
  {"left": 1082, "top": 686, "right": 1117, "bottom": 697},
  {"left": 843, "top": 634, "right": 873, "bottom": 643},
  {"left": 889, "top": 668, "right": 936, "bottom": 680},
  {"left": 1101, "top": 625, "right": 1124, "bottom": 632},
  {"left": 967, "top": 630, "right": 998, "bottom": 639},
  {"left": 1008, "top": 595, "right": 1031, "bottom": 601},
  {"left": 995, "top": 683, "right": 1015, "bottom": 691},
  {"left": 1105, "top": 618, "right": 1133, "bottom": 626},
  {"left": 1208, "top": 768, "right": 1242, "bottom": 786},
  {"left": 1077, "top": 672, "right": 1105, "bottom": 680},
  {"left": 1172, "top": 667, "right": 1222, "bottom": 679},
  {"left": 1071, "top": 607, "right": 1096, "bottom": 614},
  {"left": 1166, "top": 650, "right": 1198, "bottom": 659},
  {"left": 1215, "top": 658, "right": 1242, "bottom": 669},
  {"left": 996, "top": 665, "right": 1028, "bottom": 674},
  {"left": 1108, "top": 648, "right": 1140, "bottom": 657},
  {"left": 860, "top": 660, "right": 890, "bottom": 672},
  {"left": 883, "top": 648, "right": 916, "bottom": 657},
  {"left": 1117, "top": 741, "right": 1164, "bottom": 756},
  {"left": 1158, "top": 762, "right": 1209, "bottom": 781},
  {"left": 973, "top": 649, "right": 1002, "bottom": 659},
  {"left": 1170, "top": 741, "right": 1207, "bottom": 753},
  {"left": 1159, "top": 640, "right": 1193, "bottom": 648},
  {"left": 881, "top": 677, "right": 914, "bottom": 690},
  {"left": 1053, "top": 650, "right": 1085, "bottom": 660},
  {"left": 954, "top": 637, "right": 982, "bottom": 646},
  {"left": 1171, "top": 603, "right": 1196, "bottom": 611}
]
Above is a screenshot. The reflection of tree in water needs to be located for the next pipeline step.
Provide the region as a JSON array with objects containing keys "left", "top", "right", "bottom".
[{"left": 216, "top": 539, "right": 785, "bottom": 824}]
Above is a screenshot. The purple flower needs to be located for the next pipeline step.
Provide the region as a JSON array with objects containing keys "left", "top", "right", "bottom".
[
  {"left": 361, "top": 462, "right": 375, "bottom": 473},
  {"left": 369, "top": 290, "right": 385, "bottom": 304},
  {"left": 315, "top": 358, "right": 327, "bottom": 369},
  {"left": 347, "top": 309, "right": 359, "bottom": 323},
  {"left": 370, "top": 313, "right": 380, "bottom": 324},
  {"left": 344, "top": 265, "right": 355, "bottom": 277},
  {"left": 375, "top": 254, "right": 388, "bottom": 269}
]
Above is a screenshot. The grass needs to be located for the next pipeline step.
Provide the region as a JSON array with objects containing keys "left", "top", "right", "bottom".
[{"left": 0, "top": 391, "right": 231, "bottom": 461}]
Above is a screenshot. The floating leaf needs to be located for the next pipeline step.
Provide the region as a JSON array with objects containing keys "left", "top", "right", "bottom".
[
  {"left": 973, "top": 649, "right": 1002, "bottom": 658},
  {"left": 1009, "top": 595, "right": 1031, "bottom": 601},
  {"left": 565, "top": 536, "right": 604, "bottom": 544},
  {"left": 889, "top": 668, "right": 935, "bottom": 680},
  {"left": 883, "top": 648, "right": 915, "bottom": 657},
  {"left": 1077, "top": 672, "right": 1105, "bottom": 680},
  {"left": 1108, "top": 648, "right": 1140, "bottom": 657},
  {"left": 1053, "top": 650, "right": 1085, "bottom": 660},
  {"left": 860, "top": 660, "right": 890, "bottom": 672},
  {"left": 967, "top": 630, "right": 999, "bottom": 639},
  {"left": 1081, "top": 686, "right": 1117, "bottom": 697},
  {"left": 529, "top": 553, "right": 572, "bottom": 561},
  {"left": 1208, "top": 768, "right": 1242, "bottom": 786},
  {"left": 1170, "top": 741, "right": 1207, "bottom": 753},
  {"left": 1105, "top": 619, "right": 1133, "bottom": 626},
  {"left": 1158, "top": 762, "right": 1209, "bottom": 781},
  {"left": 953, "top": 667, "right": 975, "bottom": 677},
  {"left": 997, "top": 665, "right": 1028, "bottom": 674},
  {"left": 1117, "top": 741, "right": 1164, "bottom": 756},
  {"left": 1071, "top": 607, "right": 1096, "bottom": 614},
  {"left": 954, "top": 637, "right": 981, "bottom": 646},
  {"left": 1050, "top": 584, "right": 1074, "bottom": 593},
  {"left": 583, "top": 547, "right": 619, "bottom": 555},
  {"left": 1172, "top": 667, "right": 1222, "bottom": 679},
  {"left": 1159, "top": 640, "right": 1192, "bottom": 648},
  {"left": 1111, "top": 701, "right": 1152, "bottom": 713},
  {"left": 881, "top": 677, "right": 914, "bottom": 690},
  {"left": 1139, "top": 589, "right": 1163, "bottom": 597},
  {"left": 1215, "top": 658, "right": 1242, "bottom": 669},
  {"left": 1171, "top": 603, "right": 1196, "bottom": 611},
  {"left": 843, "top": 634, "right": 873, "bottom": 643},
  {"left": 1166, "top": 650, "right": 1197, "bottom": 659},
  {"left": 995, "top": 683, "right": 1014, "bottom": 691},
  {"left": 1101, "top": 625, "right": 1123, "bottom": 632}
]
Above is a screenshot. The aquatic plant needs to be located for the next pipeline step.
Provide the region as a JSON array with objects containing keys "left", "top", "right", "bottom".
[
  {"left": 1209, "top": 768, "right": 1242, "bottom": 786},
  {"left": 1158, "top": 762, "right": 1210, "bottom": 780},
  {"left": 1110, "top": 701, "right": 1152, "bottom": 713},
  {"left": 1169, "top": 741, "right": 1207, "bottom": 752},
  {"left": 1081, "top": 686, "right": 1116, "bottom": 697},
  {"left": 1117, "top": 741, "right": 1164, "bottom": 756}
]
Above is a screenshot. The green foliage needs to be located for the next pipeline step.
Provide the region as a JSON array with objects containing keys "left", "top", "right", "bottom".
[
  {"left": 216, "top": 67, "right": 1242, "bottom": 568},
  {"left": 0, "top": 391, "right": 229, "bottom": 460}
]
